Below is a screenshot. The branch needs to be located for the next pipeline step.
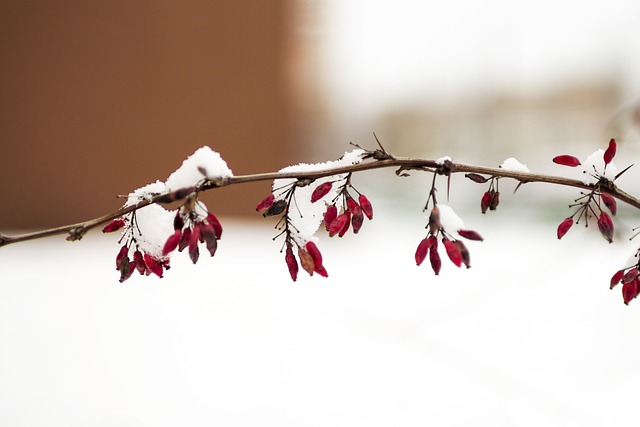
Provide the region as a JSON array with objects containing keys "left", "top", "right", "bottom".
[{"left": 2, "top": 155, "right": 638, "bottom": 248}]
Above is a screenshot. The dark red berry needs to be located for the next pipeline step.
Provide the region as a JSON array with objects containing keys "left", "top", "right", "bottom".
[
  {"left": 358, "top": 194, "right": 374, "bottom": 220},
  {"left": 285, "top": 245, "right": 298, "bottom": 282},
  {"left": 162, "top": 230, "right": 182, "bottom": 255},
  {"left": 601, "top": 193, "right": 617, "bottom": 215},
  {"left": 597, "top": 211, "right": 614, "bottom": 243},
  {"left": 553, "top": 155, "right": 582, "bottom": 167},
  {"left": 610, "top": 269, "right": 625, "bottom": 289},
  {"left": 557, "top": 217, "right": 574, "bottom": 240},
  {"left": 310, "top": 182, "right": 333, "bottom": 203},
  {"left": 102, "top": 218, "right": 125, "bottom": 233},
  {"left": 457, "top": 229, "right": 483, "bottom": 241},
  {"left": 603, "top": 138, "right": 616, "bottom": 165},
  {"left": 443, "top": 239, "right": 462, "bottom": 268},
  {"left": 415, "top": 237, "right": 430, "bottom": 266},
  {"left": 256, "top": 194, "right": 275, "bottom": 212}
]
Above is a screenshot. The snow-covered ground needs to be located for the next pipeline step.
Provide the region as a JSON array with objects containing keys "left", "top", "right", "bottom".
[{"left": 2, "top": 208, "right": 640, "bottom": 426}]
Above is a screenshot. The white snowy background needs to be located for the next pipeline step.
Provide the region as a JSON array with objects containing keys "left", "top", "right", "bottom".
[
  {"left": 4, "top": 0, "right": 640, "bottom": 425},
  {"left": 2, "top": 201, "right": 640, "bottom": 426}
]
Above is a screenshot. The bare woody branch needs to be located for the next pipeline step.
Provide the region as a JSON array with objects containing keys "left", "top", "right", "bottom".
[{"left": 2, "top": 156, "right": 638, "bottom": 248}]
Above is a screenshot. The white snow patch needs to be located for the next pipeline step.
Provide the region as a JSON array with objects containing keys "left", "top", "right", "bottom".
[
  {"left": 500, "top": 157, "right": 530, "bottom": 173},
  {"left": 122, "top": 182, "right": 174, "bottom": 258},
  {"left": 165, "top": 146, "right": 233, "bottom": 191},
  {"left": 125, "top": 181, "right": 167, "bottom": 206},
  {"left": 278, "top": 149, "right": 365, "bottom": 176},
  {"left": 436, "top": 156, "right": 452, "bottom": 165},
  {"left": 581, "top": 149, "right": 617, "bottom": 185},
  {"left": 125, "top": 147, "right": 233, "bottom": 205},
  {"left": 436, "top": 204, "right": 465, "bottom": 232},
  {"left": 126, "top": 203, "right": 175, "bottom": 258},
  {"left": 273, "top": 149, "right": 365, "bottom": 244},
  {"left": 121, "top": 147, "right": 232, "bottom": 257}
]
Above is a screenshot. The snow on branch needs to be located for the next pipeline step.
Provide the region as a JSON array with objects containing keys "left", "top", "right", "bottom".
[{"left": 2, "top": 137, "right": 640, "bottom": 304}]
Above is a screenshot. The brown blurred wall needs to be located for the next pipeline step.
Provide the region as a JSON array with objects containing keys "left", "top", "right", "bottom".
[{"left": 0, "top": 0, "right": 296, "bottom": 228}]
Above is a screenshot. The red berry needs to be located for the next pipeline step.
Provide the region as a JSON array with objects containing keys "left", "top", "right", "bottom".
[
  {"left": 189, "top": 224, "right": 201, "bottom": 264},
  {"left": 601, "top": 193, "right": 617, "bottom": 215},
  {"left": 415, "top": 237, "right": 430, "bottom": 266},
  {"left": 490, "top": 191, "right": 500, "bottom": 211},
  {"left": 206, "top": 212, "right": 223, "bottom": 239},
  {"left": 457, "top": 229, "right": 483, "bottom": 241},
  {"left": 305, "top": 241, "right": 324, "bottom": 268},
  {"left": 310, "top": 182, "right": 333, "bottom": 203},
  {"left": 603, "top": 138, "right": 616, "bottom": 165},
  {"left": 314, "top": 265, "right": 329, "bottom": 278},
  {"left": 338, "top": 211, "right": 352, "bottom": 237},
  {"left": 102, "top": 218, "right": 125, "bottom": 233},
  {"left": 173, "top": 211, "right": 184, "bottom": 231},
  {"left": 162, "top": 230, "right": 182, "bottom": 255},
  {"left": 358, "top": 194, "right": 374, "bottom": 220},
  {"left": 557, "top": 217, "right": 574, "bottom": 240},
  {"left": 324, "top": 205, "right": 338, "bottom": 231},
  {"left": 119, "top": 260, "right": 135, "bottom": 283},
  {"left": 622, "top": 279, "right": 638, "bottom": 305},
  {"left": 429, "top": 245, "right": 442, "bottom": 275},
  {"left": 133, "top": 250, "right": 145, "bottom": 275},
  {"left": 285, "top": 245, "right": 298, "bottom": 282},
  {"left": 328, "top": 213, "right": 348, "bottom": 237},
  {"left": 351, "top": 205, "right": 364, "bottom": 234},
  {"left": 610, "top": 269, "right": 625, "bottom": 289},
  {"left": 115, "top": 245, "right": 129, "bottom": 270},
  {"left": 622, "top": 268, "right": 639, "bottom": 284},
  {"left": 143, "top": 253, "right": 164, "bottom": 278},
  {"left": 178, "top": 227, "right": 191, "bottom": 252},
  {"left": 200, "top": 223, "right": 218, "bottom": 257},
  {"left": 597, "top": 211, "right": 614, "bottom": 243},
  {"left": 454, "top": 240, "right": 471, "bottom": 268},
  {"left": 256, "top": 194, "right": 275, "bottom": 212},
  {"left": 443, "top": 239, "right": 463, "bottom": 268},
  {"left": 481, "top": 191, "right": 492, "bottom": 214},
  {"left": 346, "top": 197, "right": 358, "bottom": 212},
  {"left": 553, "top": 155, "right": 582, "bottom": 167}
]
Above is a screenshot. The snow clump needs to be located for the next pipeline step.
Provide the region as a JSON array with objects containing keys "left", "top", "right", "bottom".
[
  {"left": 500, "top": 157, "right": 530, "bottom": 173},
  {"left": 273, "top": 149, "right": 366, "bottom": 244}
]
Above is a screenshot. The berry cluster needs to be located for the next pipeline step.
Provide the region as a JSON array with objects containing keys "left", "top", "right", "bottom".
[
  {"left": 610, "top": 260, "right": 640, "bottom": 305},
  {"left": 103, "top": 216, "right": 171, "bottom": 282},
  {"left": 414, "top": 205, "right": 483, "bottom": 275},
  {"left": 103, "top": 194, "right": 223, "bottom": 282},
  {"left": 256, "top": 183, "right": 331, "bottom": 281},
  {"left": 317, "top": 179, "right": 374, "bottom": 237},
  {"left": 464, "top": 173, "right": 502, "bottom": 214},
  {"left": 161, "top": 202, "right": 222, "bottom": 264},
  {"left": 91, "top": 137, "right": 640, "bottom": 307},
  {"left": 551, "top": 138, "right": 640, "bottom": 305},
  {"left": 256, "top": 173, "right": 374, "bottom": 281},
  {"left": 555, "top": 196, "right": 615, "bottom": 243},
  {"left": 284, "top": 240, "right": 328, "bottom": 281},
  {"left": 553, "top": 138, "right": 618, "bottom": 243}
]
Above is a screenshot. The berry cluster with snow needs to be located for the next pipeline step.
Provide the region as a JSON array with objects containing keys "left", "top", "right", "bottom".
[
  {"left": 103, "top": 146, "right": 232, "bottom": 282},
  {"left": 93, "top": 137, "right": 640, "bottom": 305},
  {"left": 255, "top": 149, "right": 375, "bottom": 281}
]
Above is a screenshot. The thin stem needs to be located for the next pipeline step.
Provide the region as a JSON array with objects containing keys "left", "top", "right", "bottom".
[{"left": 2, "top": 157, "right": 639, "bottom": 248}]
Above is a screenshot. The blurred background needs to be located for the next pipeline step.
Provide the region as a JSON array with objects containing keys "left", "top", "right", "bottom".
[
  {"left": 4, "top": 1, "right": 640, "bottom": 426},
  {"left": 3, "top": 0, "right": 640, "bottom": 228}
]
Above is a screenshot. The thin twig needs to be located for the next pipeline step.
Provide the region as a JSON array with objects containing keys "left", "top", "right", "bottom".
[{"left": 1, "top": 156, "right": 639, "bottom": 248}]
